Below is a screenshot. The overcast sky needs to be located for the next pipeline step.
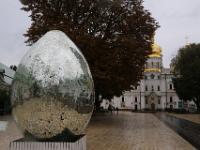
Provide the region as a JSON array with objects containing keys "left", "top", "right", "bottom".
[{"left": 0, "top": 0, "right": 200, "bottom": 68}]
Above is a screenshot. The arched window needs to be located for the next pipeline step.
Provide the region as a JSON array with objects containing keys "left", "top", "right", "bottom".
[
  {"left": 170, "top": 97, "right": 173, "bottom": 103},
  {"left": 157, "top": 85, "right": 160, "bottom": 91},
  {"left": 169, "top": 84, "right": 173, "bottom": 90},
  {"left": 158, "top": 99, "right": 161, "bottom": 104},
  {"left": 145, "top": 86, "right": 148, "bottom": 91},
  {"left": 135, "top": 97, "right": 137, "bottom": 102},
  {"left": 122, "top": 96, "right": 125, "bottom": 102},
  {"left": 151, "top": 85, "right": 154, "bottom": 91}
]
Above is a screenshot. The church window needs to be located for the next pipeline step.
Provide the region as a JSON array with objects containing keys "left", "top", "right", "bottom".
[
  {"left": 145, "top": 86, "right": 148, "bottom": 91},
  {"left": 151, "top": 74, "right": 155, "bottom": 79},
  {"left": 151, "top": 85, "right": 154, "bottom": 91},
  {"left": 145, "top": 98, "right": 148, "bottom": 104},
  {"left": 135, "top": 97, "right": 137, "bottom": 103},
  {"left": 144, "top": 75, "right": 148, "bottom": 80},
  {"left": 157, "top": 62, "right": 160, "bottom": 68},
  {"left": 157, "top": 75, "right": 160, "bottom": 79},
  {"left": 122, "top": 96, "right": 125, "bottom": 102},
  {"left": 158, "top": 99, "right": 161, "bottom": 104},
  {"left": 169, "top": 84, "right": 173, "bottom": 90},
  {"left": 170, "top": 97, "right": 173, "bottom": 103},
  {"left": 158, "top": 85, "right": 160, "bottom": 91}
]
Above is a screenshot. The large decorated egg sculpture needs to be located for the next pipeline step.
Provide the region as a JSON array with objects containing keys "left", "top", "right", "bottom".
[{"left": 11, "top": 30, "right": 94, "bottom": 139}]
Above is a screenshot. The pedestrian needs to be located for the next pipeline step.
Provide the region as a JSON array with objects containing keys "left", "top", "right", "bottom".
[
  {"left": 108, "top": 104, "right": 112, "bottom": 114},
  {"left": 116, "top": 107, "right": 119, "bottom": 115}
]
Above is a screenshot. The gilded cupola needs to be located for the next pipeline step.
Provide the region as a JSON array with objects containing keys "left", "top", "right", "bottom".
[{"left": 149, "top": 43, "right": 162, "bottom": 58}]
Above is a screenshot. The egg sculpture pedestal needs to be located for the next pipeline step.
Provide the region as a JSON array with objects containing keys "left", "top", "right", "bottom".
[
  {"left": 9, "top": 30, "right": 94, "bottom": 150},
  {"left": 9, "top": 136, "right": 86, "bottom": 150}
]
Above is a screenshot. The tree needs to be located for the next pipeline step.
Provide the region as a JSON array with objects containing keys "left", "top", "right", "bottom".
[
  {"left": 0, "top": 89, "right": 11, "bottom": 115},
  {"left": 0, "top": 71, "right": 11, "bottom": 115},
  {"left": 20, "top": 0, "right": 158, "bottom": 109},
  {"left": 172, "top": 43, "right": 200, "bottom": 111}
]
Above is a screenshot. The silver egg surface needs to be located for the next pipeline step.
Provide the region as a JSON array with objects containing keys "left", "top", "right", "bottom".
[{"left": 11, "top": 30, "right": 94, "bottom": 139}]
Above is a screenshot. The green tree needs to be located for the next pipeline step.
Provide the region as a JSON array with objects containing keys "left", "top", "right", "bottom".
[
  {"left": 172, "top": 43, "right": 200, "bottom": 111},
  {"left": 20, "top": 0, "right": 158, "bottom": 109},
  {"left": 0, "top": 89, "right": 11, "bottom": 114}
]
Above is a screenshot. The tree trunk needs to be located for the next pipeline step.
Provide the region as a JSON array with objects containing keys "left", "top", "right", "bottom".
[
  {"left": 193, "top": 99, "right": 200, "bottom": 112},
  {"left": 94, "top": 92, "right": 101, "bottom": 112},
  {"left": 196, "top": 101, "right": 200, "bottom": 112}
]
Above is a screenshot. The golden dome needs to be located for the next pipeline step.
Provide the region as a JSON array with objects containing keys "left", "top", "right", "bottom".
[
  {"left": 144, "top": 68, "right": 161, "bottom": 73},
  {"left": 149, "top": 43, "right": 162, "bottom": 58}
]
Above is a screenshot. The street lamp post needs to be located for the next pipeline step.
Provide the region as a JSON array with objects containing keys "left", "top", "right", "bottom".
[{"left": 164, "top": 74, "right": 167, "bottom": 110}]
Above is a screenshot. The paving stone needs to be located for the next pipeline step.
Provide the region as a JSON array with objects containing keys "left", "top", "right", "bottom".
[
  {"left": 0, "top": 112, "right": 196, "bottom": 150},
  {"left": 86, "top": 112, "right": 196, "bottom": 150}
]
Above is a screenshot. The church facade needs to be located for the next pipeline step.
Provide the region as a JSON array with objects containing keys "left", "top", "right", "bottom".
[{"left": 102, "top": 42, "right": 183, "bottom": 111}]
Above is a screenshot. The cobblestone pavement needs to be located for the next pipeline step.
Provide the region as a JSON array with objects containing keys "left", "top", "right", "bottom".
[
  {"left": 0, "top": 116, "right": 23, "bottom": 150},
  {"left": 168, "top": 113, "right": 200, "bottom": 124},
  {"left": 0, "top": 112, "right": 196, "bottom": 150},
  {"left": 86, "top": 112, "right": 195, "bottom": 150}
]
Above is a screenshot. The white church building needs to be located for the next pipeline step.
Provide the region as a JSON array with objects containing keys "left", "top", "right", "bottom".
[{"left": 102, "top": 42, "right": 186, "bottom": 111}]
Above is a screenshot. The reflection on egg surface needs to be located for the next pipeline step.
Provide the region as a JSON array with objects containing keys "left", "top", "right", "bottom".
[{"left": 11, "top": 30, "right": 94, "bottom": 139}]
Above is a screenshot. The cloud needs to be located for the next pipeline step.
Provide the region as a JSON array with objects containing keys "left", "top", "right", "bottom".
[
  {"left": 0, "top": 0, "right": 30, "bottom": 66},
  {"left": 144, "top": 0, "right": 200, "bottom": 67},
  {"left": 0, "top": 0, "right": 200, "bottom": 68}
]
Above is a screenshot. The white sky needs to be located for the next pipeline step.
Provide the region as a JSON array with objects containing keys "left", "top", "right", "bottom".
[
  {"left": 0, "top": 0, "right": 200, "bottom": 67},
  {"left": 144, "top": 0, "right": 200, "bottom": 67}
]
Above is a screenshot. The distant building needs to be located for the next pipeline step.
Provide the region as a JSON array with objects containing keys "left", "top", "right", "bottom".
[
  {"left": 0, "top": 62, "right": 15, "bottom": 115},
  {"left": 0, "top": 62, "right": 15, "bottom": 85},
  {"left": 102, "top": 42, "right": 195, "bottom": 111}
]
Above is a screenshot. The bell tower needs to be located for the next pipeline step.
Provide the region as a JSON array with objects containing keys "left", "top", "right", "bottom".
[{"left": 144, "top": 41, "right": 162, "bottom": 73}]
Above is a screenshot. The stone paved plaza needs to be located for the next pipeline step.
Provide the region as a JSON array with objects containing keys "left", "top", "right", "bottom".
[{"left": 0, "top": 112, "right": 197, "bottom": 150}]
